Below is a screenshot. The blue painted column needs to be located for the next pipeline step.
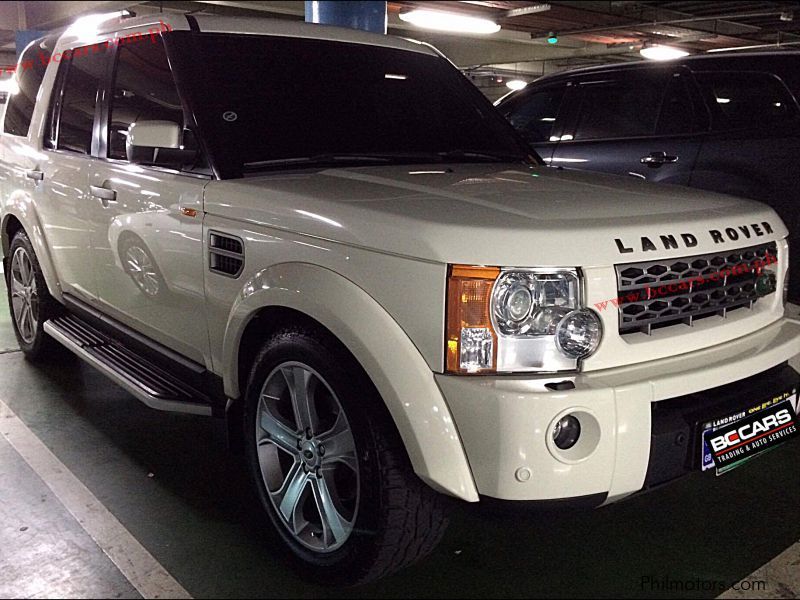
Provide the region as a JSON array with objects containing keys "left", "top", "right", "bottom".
[
  {"left": 305, "top": 1, "right": 387, "bottom": 34},
  {"left": 16, "top": 30, "right": 47, "bottom": 57}
]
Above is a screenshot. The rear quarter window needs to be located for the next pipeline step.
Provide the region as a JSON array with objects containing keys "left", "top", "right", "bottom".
[
  {"left": 3, "top": 39, "right": 52, "bottom": 137},
  {"left": 693, "top": 71, "right": 798, "bottom": 131}
]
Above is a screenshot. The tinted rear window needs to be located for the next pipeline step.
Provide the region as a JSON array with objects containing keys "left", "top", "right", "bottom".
[
  {"left": 694, "top": 71, "right": 798, "bottom": 131},
  {"left": 55, "top": 44, "right": 108, "bottom": 154},
  {"left": 3, "top": 39, "right": 52, "bottom": 137}
]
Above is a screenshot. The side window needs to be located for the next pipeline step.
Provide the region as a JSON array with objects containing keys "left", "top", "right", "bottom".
[
  {"left": 3, "top": 40, "right": 52, "bottom": 137},
  {"left": 55, "top": 45, "right": 108, "bottom": 154},
  {"left": 656, "top": 74, "right": 704, "bottom": 135},
  {"left": 694, "top": 71, "right": 798, "bottom": 131},
  {"left": 573, "top": 76, "right": 665, "bottom": 140},
  {"left": 499, "top": 86, "right": 566, "bottom": 144},
  {"left": 108, "top": 38, "right": 185, "bottom": 161}
]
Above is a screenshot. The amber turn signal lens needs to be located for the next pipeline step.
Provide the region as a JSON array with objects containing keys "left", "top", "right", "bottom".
[{"left": 446, "top": 265, "right": 500, "bottom": 373}]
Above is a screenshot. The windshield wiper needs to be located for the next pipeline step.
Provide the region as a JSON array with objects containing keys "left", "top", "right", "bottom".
[
  {"left": 242, "top": 150, "right": 529, "bottom": 173},
  {"left": 437, "top": 150, "right": 528, "bottom": 163},
  {"left": 242, "top": 154, "right": 396, "bottom": 172}
]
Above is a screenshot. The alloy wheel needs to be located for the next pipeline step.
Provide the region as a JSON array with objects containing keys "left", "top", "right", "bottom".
[
  {"left": 9, "top": 247, "right": 39, "bottom": 344},
  {"left": 256, "top": 362, "right": 360, "bottom": 553}
]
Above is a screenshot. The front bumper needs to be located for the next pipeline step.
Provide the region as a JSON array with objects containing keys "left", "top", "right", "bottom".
[{"left": 436, "top": 316, "right": 800, "bottom": 503}]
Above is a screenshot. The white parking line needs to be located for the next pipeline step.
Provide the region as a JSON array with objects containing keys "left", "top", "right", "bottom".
[{"left": 0, "top": 397, "right": 192, "bottom": 599}]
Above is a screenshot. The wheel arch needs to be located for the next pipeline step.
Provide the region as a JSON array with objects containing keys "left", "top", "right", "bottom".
[
  {"left": 223, "top": 262, "right": 478, "bottom": 502},
  {"left": 1, "top": 208, "right": 62, "bottom": 301}
]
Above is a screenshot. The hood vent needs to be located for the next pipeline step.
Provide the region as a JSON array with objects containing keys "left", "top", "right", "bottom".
[{"left": 209, "top": 232, "right": 244, "bottom": 278}]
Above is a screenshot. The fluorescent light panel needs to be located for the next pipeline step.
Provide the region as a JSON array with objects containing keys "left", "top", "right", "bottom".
[
  {"left": 640, "top": 45, "right": 690, "bottom": 60},
  {"left": 399, "top": 9, "right": 501, "bottom": 34}
]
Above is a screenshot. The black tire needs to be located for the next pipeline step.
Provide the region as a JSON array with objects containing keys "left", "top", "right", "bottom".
[
  {"left": 5, "top": 230, "right": 63, "bottom": 360},
  {"left": 243, "top": 324, "right": 449, "bottom": 585}
]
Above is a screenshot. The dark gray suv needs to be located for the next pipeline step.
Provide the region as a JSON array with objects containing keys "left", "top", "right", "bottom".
[{"left": 497, "top": 51, "right": 800, "bottom": 300}]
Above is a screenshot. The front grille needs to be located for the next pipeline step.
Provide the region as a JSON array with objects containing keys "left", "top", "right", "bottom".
[{"left": 615, "top": 242, "right": 777, "bottom": 335}]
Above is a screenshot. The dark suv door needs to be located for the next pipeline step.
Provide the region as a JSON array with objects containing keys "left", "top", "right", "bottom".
[
  {"left": 548, "top": 67, "right": 708, "bottom": 184},
  {"left": 689, "top": 68, "right": 800, "bottom": 300}
]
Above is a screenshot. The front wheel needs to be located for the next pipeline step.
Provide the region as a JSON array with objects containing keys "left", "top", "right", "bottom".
[{"left": 244, "top": 325, "right": 449, "bottom": 585}]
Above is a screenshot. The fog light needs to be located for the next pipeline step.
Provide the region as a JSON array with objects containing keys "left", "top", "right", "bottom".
[{"left": 553, "top": 415, "right": 581, "bottom": 450}]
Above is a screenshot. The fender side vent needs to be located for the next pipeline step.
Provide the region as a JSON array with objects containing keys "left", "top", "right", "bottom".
[{"left": 209, "top": 232, "right": 244, "bottom": 278}]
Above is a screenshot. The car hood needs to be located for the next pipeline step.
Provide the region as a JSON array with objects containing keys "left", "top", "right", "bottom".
[{"left": 203, "top": 164, "right": 786, "bottom": 266}]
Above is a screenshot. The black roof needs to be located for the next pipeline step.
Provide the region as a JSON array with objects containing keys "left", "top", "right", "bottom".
[{"left": 534, "top": 49, "right": 800, "bottom": 84}]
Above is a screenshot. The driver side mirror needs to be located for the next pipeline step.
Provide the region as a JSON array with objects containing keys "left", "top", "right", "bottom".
[{"left": 126, "top": 120, "right": 198, "bottom": 169}]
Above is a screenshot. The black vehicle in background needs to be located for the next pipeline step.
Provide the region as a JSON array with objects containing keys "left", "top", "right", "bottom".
[{"left": 496, "top": 51, "right": 800, "bottom": 300}]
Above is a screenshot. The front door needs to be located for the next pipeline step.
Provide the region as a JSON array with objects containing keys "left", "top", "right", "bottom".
[
  {"left": 88, "top": 32, "right": 210, "bottom": 363},
  {"left": 551, "top": 68, "right": 707, "bottom": 185}
]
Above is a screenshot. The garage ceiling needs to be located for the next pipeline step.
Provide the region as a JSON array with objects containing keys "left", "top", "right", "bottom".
[{"left": 1, "top": 1, "right": 799, "bottom": 98}]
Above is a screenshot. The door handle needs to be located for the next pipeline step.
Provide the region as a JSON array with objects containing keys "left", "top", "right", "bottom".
[
  {"left": 26, "top": 169, "right": 44, "bottom": 181},
  {"left": 89, "top": 185, "right": 117, "bottom": 206},
  {"left": 640, "top": 151, "right": 679, "bottom": 167}
]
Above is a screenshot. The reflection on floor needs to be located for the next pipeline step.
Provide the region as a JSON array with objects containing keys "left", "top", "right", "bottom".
[{"left": 0, "top": 273, "right": 798, "bottom": 599}]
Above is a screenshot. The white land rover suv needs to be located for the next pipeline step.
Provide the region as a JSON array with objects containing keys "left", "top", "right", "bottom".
[{"left": 1, "top": 13, "right": 799, "bottom": 585}]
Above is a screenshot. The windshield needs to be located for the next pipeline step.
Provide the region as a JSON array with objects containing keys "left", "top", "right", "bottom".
[{"left": 164, "top": 32, "right": 535, "bottom": 178}]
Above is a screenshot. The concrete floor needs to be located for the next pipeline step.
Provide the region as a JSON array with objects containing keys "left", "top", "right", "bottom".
[{"left": 0, "top": 274, "right": 799, "bottom": 598}]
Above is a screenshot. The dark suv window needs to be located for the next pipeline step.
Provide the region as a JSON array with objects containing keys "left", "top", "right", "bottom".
[
  {"left": 656, "top": 74, "right": 705, "bottom": 135},
  {"left": 3, "top": 39, "right": 53, "bottom": 137},
  {"left": 694, "top": 71, "right": 798, "bottom": 131},
  {"left": 573, "top": 76, "right": 665, "bottom": 140},
  {"left": 53, "top": 44, "right": 108, "bottom": 154},
  {"left": 497, "top": 86, "right": 566, "bottom": 144},
  {"left": 108, "top": 38, "right": 185, "bottom": 160}
]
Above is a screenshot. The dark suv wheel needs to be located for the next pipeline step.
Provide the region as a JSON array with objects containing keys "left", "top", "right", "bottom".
[
  {"left": 5, "top": 230, "right": 63, "bottom": 360},
  {"left": 243, "top": 324, "right": 449, "bottom": 585}
]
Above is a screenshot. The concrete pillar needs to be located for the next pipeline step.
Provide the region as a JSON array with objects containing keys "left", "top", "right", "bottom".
[{"left": 304, "top": 1, "right": 387, "bottom": 34}]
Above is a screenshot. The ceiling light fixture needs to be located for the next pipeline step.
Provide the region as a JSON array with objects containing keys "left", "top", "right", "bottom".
[
  {"left": 0, "top": 77, "right": 20, "bottom": 95},
  {"left": 640, "top": 44, "right": 690, "bottom": 61},
  {"left": 506, "top": 4, "right": 551, "bottom": 18},
  {"left": 506, "top": 79, "right": 528, "bottom": 91},
  {"left": 65, "top": 11, "right": 126, "bottom": 38},
  {"left": 398, "top": 9, "right": 501, "bottom": 34}
]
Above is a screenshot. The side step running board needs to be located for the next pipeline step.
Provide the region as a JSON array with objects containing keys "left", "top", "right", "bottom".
[{"left": 44, "top": 315, "right": 212, "bottom": 416}]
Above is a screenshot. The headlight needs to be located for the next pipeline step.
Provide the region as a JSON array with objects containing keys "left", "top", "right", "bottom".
[
  {"left": 492, "top": 271, "right": 578, "bottom": 336},
  {"left": 446, "top": 265, "right": 603, "bottom": 374}
]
